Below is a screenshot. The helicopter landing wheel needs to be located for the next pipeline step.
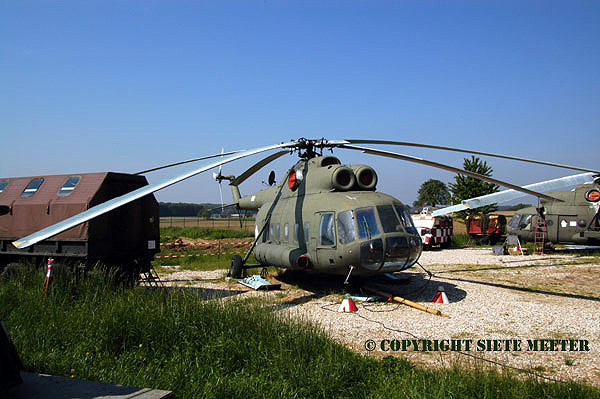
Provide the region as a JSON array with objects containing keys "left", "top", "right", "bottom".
[{"left": 230, "top": 255, "right": 243, "bottom": 279}]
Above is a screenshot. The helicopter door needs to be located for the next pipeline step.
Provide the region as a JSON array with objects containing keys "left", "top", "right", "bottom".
[
  {"left": 557, "top": 214, "right": 579, "bottom": 243},
  {"left": 316, "top": 212, "right": 337, "bottom": 266}
]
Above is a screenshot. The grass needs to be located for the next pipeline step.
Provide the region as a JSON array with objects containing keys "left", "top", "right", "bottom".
[
  {"left": 1, "top": 265, "right": 599, "bottom": 399},
  {"left": 160, "top": 226, "right": 252, "bottom": 242},
  {"left": 452, "top": 233, "right": 478, "bottom": 247}
]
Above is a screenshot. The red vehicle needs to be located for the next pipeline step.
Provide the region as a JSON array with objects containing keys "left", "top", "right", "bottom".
[{"left": 465, "top": 214, "right": 507, "bottom": 244}]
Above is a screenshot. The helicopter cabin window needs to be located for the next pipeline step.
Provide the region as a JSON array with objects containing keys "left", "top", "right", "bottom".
[
  {"left": 284, "top": 223, "right": 289, "bottom": 242},
  {"left": 319, "top": 213, "right": 335, "bottom": 246},
  {"left": 21, "top": 178, "right": 44, "bottom": 198},
  {"left": 376, "top": 205, "right": 403, "bottom": 233},
  {"left": 0, "top": 181, "right": 8, "bottom": 195},
  {"left": 337, "top": 211, "right": 357, "bottom": 244},
  {"left": 304, "top": 223, "right": 310, "bottom": 244},
  {"left": 293, "top": 224, "right": 299, "bottom": 243},
  {"left": 58, "top": 176, "right": 81, "bottom": 196},
  {"left": 394, "top": 205, "right": 418, "bottom": 235},
  {"left": 356, "top": 207, "right": 380, "bottom": 239},
  {"left": 275, "top": 224, "right": 281, "bottom": 242},
  {"left": 263, "top": 223, "right": 270, "bottom": 242}
]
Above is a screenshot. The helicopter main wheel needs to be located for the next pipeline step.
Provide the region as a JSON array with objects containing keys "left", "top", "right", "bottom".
[{"left": 230, "top": 255, "right": 243, "bottom": 279}]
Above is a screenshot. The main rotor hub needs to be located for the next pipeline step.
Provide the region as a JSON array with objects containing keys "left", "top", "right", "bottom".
[{"left": 294, "top": 138, "right": 333, "bottom": 159}]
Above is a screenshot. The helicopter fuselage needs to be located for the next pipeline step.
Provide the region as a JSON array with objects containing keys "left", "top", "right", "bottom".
[
  {"left": 507, "top": 182, "right": 600, "bottom": 245},
  {"left": 234, "top": 155, "right": 423, "bottom": 276}
]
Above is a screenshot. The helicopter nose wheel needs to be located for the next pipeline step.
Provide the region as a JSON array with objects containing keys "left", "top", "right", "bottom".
[{"left": 229, "top": 255, "right": 243, "bottom": 279}]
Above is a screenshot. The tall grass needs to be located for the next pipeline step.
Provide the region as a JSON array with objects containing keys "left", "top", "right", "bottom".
[{"left": 1, "top": 266, "right": 598, "bottom": 399}]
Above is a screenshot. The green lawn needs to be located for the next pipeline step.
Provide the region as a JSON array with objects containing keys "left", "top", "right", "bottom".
[{"left": 1, "top": 266, "right": 598, "bottom": 399}]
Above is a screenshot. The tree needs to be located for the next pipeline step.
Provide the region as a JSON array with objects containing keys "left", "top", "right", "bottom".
[
  {"left": 448, "top": 156, "right": 500, "bottom": 219},
  {"left": 412, "top": 179, "right": 450, "bottom": 208},
  {"left": 197, "top": 209, "right": 212, "bottom": 219}
]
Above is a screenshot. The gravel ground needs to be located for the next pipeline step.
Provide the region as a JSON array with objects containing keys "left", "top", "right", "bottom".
[{"left": 154, "top": 248, "right": 600, "bottom": 387}]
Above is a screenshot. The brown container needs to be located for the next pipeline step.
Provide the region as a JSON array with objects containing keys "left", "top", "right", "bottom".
[{"left": 0, "top": 172, "right": 159, "bottom": 272}]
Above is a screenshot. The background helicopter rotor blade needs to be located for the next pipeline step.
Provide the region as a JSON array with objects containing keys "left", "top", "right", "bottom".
[
  {"left": 230, "top": 150, "right": 289, "bottom": 186},
  {"left": 13, "top": 141, "right": 297, "bottom": 249},
  {"left": 340, "top": 144, "right": 565, "bottom": 203},
  {"left": 344, "top": 139, "right": 600, "bottom": 174},
  {"left": 135, "top": 150, "right": 241, "bottom": 175},
  {"left": 432, "top": 172, "right": 595, "bottom": 216}
]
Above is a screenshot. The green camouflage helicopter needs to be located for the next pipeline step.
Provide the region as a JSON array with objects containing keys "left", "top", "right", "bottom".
[
  {"left": 432, "top": 172, "right": 600, "bottom": 246},
  {"left": 507, "top": 181, "right": 600, "bottom": 245},
  {"left": 12, "top": 138, "right": 599, "bottom": 279}
]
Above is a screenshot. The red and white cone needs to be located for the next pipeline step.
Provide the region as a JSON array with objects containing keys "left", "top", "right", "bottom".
[
  {"left": 432, "top": 285, "right": 449, "bottom": 304},
  {"left": 338, "top": 296, "right": 358, "bottom": 313}
]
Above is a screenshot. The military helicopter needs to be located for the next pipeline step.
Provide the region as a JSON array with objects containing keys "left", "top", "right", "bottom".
[
  {"left": 432, "top": 172, "right": 600, "bottom": 246},
  {"left": 12, "top": 138, "right": 600, "bottom": 279},
  {"left": 507, "top": 181, "right": 600, "bottom": 245}
]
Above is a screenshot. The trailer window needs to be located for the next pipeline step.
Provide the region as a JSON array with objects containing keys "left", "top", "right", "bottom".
[
  {"left": 21, "top": 178, "right": 44, "bottom": 198},
  {"left": 58, "top": 176, "right": 81, "bottom": 196},
  {"left": 356, "top": 207, "right": 380, "bottom": 239},
  {"left": 0, "top": 181, "right": 7, "bottom": 195},
  {"left": 319, "top": 213, "right": 335, "bottom": 246},
  {"left": 337, "top": 211, "right": 357, "bottom": 244}
]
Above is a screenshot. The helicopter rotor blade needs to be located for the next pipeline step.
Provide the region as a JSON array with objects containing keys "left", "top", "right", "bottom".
[
  {"left": 344, "top": 139, "right": 600, "bottom": 174},
  {"left": 340, "top": 144, "right": 565, "bottom": 203},
  {"left": 13, "top": 141, "right": 297, "bottom": 249},
  {"left": 135, "top": 150, "right": 241, "bottom": 175},
  {"left": 432, "top": 172, "right": 594, "bottom": 216},
  {"left": 230, "top": 150, "right": 289, "bottom": 186}
]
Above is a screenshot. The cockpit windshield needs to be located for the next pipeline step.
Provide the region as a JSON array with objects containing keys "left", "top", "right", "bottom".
[
  {"left": 394, "top": 205, "right": 418, "bottom": 235},
  {"left": 356, "top": 207, "right": 380, "bottom": 239},
  {"left": 376, "top": 205, "right": 403, "bottom": 233},
  {"left": 508, "top": 214, "right": 522, "bottom": 229}
]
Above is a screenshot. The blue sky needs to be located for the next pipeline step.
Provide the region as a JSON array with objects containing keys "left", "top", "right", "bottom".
[{"left": 1, "top": 1, "right": 598, "bottom": 206}]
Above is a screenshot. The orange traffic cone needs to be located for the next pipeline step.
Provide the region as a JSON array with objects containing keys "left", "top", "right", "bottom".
[
  {"left": 338, "top": 296, "right": 358, "bottom": 312},
  {"left": 42, "top": 258, "right": 54, "bottom": 296},
  {"left": 432, "top": 286, "right": 449, "bottom": 304}
]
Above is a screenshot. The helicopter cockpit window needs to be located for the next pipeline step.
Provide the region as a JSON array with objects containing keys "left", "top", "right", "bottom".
[
  {"left": 518, "top": 215, "right": 532, "bottom": 230},
  {"left": 319, "top": 213, "right": 335, "bottom": 246},
  {"left": 376, "top": 205, "right": 403, "bottom": 233},
  {"left": 58, "top": 176, "right": 81, "bottom": 196},
  {"left": 21, "top": 178, "right": 44, "bottom": 198},
  {"left": 0, "top": 181, "right": 8, "bottom": 195},
  {"left": 508, "top": 214, "right": 521, "bottom": 229},
  {"left": 394, "top": 205, "right": 418, "bottom": 235},
  {"left": 337, "top": 211, "right": 357, "bottom": 244},
  {"left": 356, "top": 207, "right": 380, "bottom": 239}
]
